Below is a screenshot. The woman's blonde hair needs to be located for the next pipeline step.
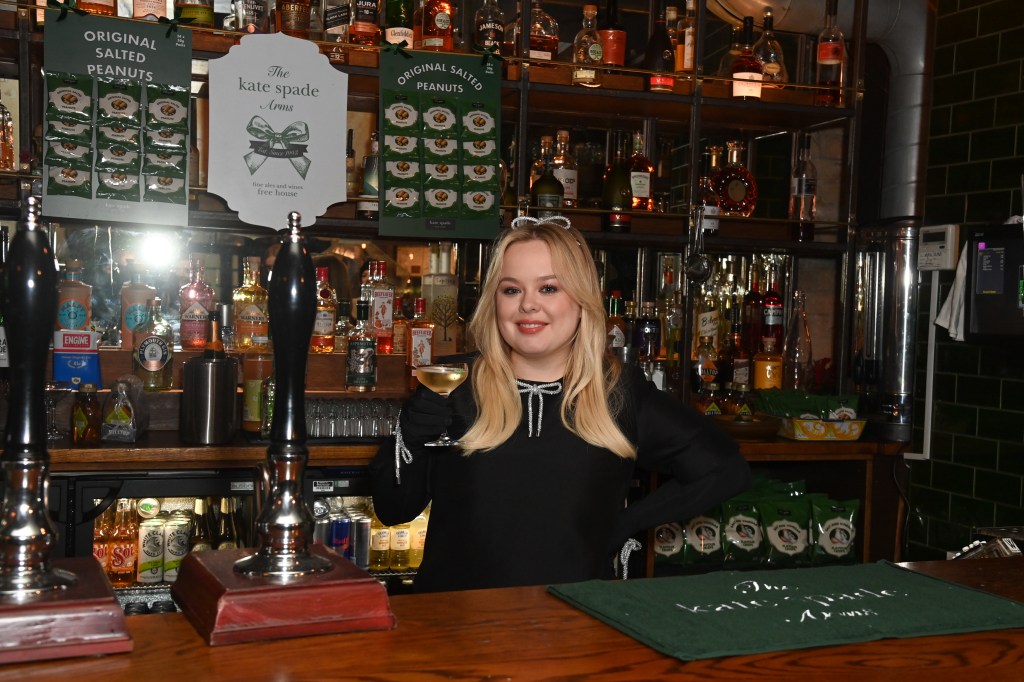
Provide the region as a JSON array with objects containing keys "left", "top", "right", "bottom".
[{"left": 461, "top": 221, "right": 636, "bottom": 459}]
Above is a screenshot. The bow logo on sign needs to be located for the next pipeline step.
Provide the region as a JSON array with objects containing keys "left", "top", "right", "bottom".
[{"left": 243, "top": 116, "right": 311, "bottom": 179}]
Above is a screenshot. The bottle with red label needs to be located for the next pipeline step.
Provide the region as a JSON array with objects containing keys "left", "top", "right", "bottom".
[
  {"left": 311, "top": 266, "right": 338, "bottom": 354},
  {"left": 643, "top": 0, "right": 675, "bottom": 93},
  {"left": 761, "top": 260, "right": 784, "bottom": 350},
  {"left": 815, "top": 0, "right": 847, "bottom": 107}
]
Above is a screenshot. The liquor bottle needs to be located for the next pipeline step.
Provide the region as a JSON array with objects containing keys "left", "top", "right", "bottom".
[
  {"left": 311, "top": 266, "right": 338, "bottom": 354},
  {"left": 0, "top": 92, "right": 12, "bottom": 171},
  {"left": 789, "top": 133, "right": 818, "bottom": 241},
  {"left": 782, "top": 290, "right": 813, "bottom": 391},
  {"left": 408, "top": 507, "right": 429, "bottom": 569},
  {"left": 107, "top": 499, "right": 138, "bottom": 588},
  {"left": 350, "top": 0, "right": 382, "bottom": 45},
  {"left": 204, "top": 310, "right": 225, "bottom": 357},
  {"left": 695, "top": 282, "right": 720, "bottom": 352},
  {"left": 392, "top": 300, "right": 408, "bottom": 356},
  {"left": 695, "top": 149, "right": 720, "bottom": 232},
  {"left": 628, "top": 131, "right": 653, "bottom": 212},
  {"left": 692, "top": 335, "right": 718, "bottom": 386},
  {"left": 605, "top": 291, "right": 628, "bottom": 351},
  {"left": 345, "top": 129, "right": 359, "bottom": 198},
  {"left": 526, "top": 0, "right": 559, "bottom": 61},
  {"left": 500, "top": 0, "right": 522, "bottom": 56},
  {"left": 717, "top": 24, "right": 742, "bottom": 76},
  {"left": 324, "top": 0, "right": 351, "bottom": 41},
  {"left": 720, "top": 321, "right": 750, "bottom": 388},
  {"left": 232, "top": 256, "right": 270, "bottom": 351},
  {"left": 752, "top": 6, "right": 788, "bottom": 86},
  {"left": 179, "top": 254, "right": 215, "bottom": 351},
  {"left": 372, "top": 261, "right": 395, "bottom": 354},
  {"left": 92, "top": 503, "right": 115, "bottom": 572},
  {"left": 79, "top": 0, "right": 116, "bottom": 15},
  {"left": 674, "top": 0, "right": 696, "bottom": 73},
  {"left": 752, "top": 336, "right": 783, "bottom": 390},
  {"left": 815, "top": 0, "right": 846, "bottom": 107},
  {"left": 474, "top": 0, "right": 505, "bottom": 52},
  {"left": 761, "top": 260, "right": 784, "bottom": 349},
  {"left": 530, "top": 151, "right": 564, "bottom": 219},
  {"left": 216, "top": 497, "right": 241, "bottom": 550},
  {"left": 602, "top": 131, "right": 632, "bottom": 233},
  {"left": 389, "top": 520, "right": 411, "bottom": 570},
  {"left": 189, "top": 497, "right": 215, "bottom": 552},
  {"left": 664, "top": 289, "right": 684, "bottom": 371},
  {"left": 237, "top": 0, "right": 272, "bottom": 32},
  {"left": 385, "top": 0, "right": 415, "bottom": 45},
  {"left": 421, "top": 0, "right": 454, "bottom": 51},
  {"left": 551, "top": 130, "right": 578, "bottom": 207},
  {"left": 633, "top": 301, "right": 661, "bottom": 362},
  {"left": 358, "top": 131, "right": 380, "bottom": 220},
  {"left": 572, "top": 4, "right": 603, "bottom": 88},
  {"left": 597, "top": 0, "right": 626, "bottom": 68},
  {"left": 175, "top": 0, "right": 215, "bottom": 27},
  {"left": 529, "top": 135, "right": 554, "bottom": 189},
  {"left": 656, "top": 260, "right": 677, "bottom": 357},
  {"left": 347, "top": 299, "right": 377, "bottom": 392},
  {"left": 643, "top": 0, "right": 675, "bottom": 93},
  {"left": 133, "top": 298, "right": 174, "bottom": 391},
  {"left": 665, "top": 5, "right": 677, "bottom": 46},
  {"left": 56, "top": 259, "right": 92, "bottom": 331},
  {"left": 120, "top": 262, "right": 155, "bottom": 349},
  {"left": 132, "top": 0, "right": 165, "bottom": 18},
  {"left": 335, "top": 298, "right": 352, "bottom": 353},
  {"left": 368, "top": 508, "right": 391, "bottom": 572},
  {"left": 406, "top": 297, "right": 435, "bottom": 390},
  {"left": 242, "top": 350, "right": 273, "bottom": 433},
  {"left": 692, "top": 381, "right": 723, "bottom": 417},
  {"left": 716, "top": 140, "right": 758, "bottom": 217},
  {"left": 731, "top": 16, "right": 763, "bottom": 100},
  {"left": 309, "top": 0, "right": 325, "bottom": 39},
  {"left": 742, "top": 259, "right": 764, "bottom": 359},
  {"left": 71, "top": 383, "right": 102, "bottom": 447}
]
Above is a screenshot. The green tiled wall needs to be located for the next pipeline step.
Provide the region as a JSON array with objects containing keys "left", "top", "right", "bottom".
[{"left": 913, "top": 0, "right": 1024, "bottom": 559}]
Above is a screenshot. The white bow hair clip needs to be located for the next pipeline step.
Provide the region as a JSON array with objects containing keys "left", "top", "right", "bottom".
[{"left": 510, "top": 215, "right": 573, "bottom": 231}]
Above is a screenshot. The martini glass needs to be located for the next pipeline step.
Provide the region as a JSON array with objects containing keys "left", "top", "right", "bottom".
[{"left": 415, "top": 363, "right": 469, "bottom": 447}]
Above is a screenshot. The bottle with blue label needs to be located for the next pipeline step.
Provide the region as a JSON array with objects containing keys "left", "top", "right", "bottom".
[
  {"left": 120, "top": 260, "right": 156, "bottom": 349},
  {"left": 56, "top": 259, "right": 92, "bottom": 331}
]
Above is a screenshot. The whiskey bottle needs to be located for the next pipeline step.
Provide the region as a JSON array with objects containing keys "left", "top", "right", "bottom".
[
  {"left": 695, "top": 282, "right": 720, "bottom": 353},
  {"left": 232, "top": 256, "right": 270, "bottom": 351},
  {"left": 324, "top": 0, "right": 350, "bottom": 40},
  {"left": 752, "top": 7, "right": 788, "bottom": 86},
  {"left": 385, "top": 0, "right": 415, "bottom": 45},
  {"left": 176, "top": 0, "right": 215, "bottom": 27},
  {"left": 421, "top": 0, "right": 454, "bottom": 51},
  {"left": 695, "top": 150, "right": 721, "bottom": 232},
  {"left": 602, "top": 130, "right": 632, "bottom": 233},
  {"left": 474, "top": 0, "right": 505, "bottom": 52},
  {"left": 665, "top": 5, "right": 677, "bottom": 47},
  {"left": 597, "top": 0, "right": 626, "bottom": 68},
  {"left": 529, "top": 135, "right": 554, "bottom": 190},
  {"left": 178, "top": 254, "right": 215, "bottom": 351},
  {"left": 572, "top": 4, "right": 603, "bottom": 88},
  {"left": 674, "top": 0, "right": 696, "bottom": 73},
  {"left": 79, "top": 0, "right": 116, "bottom": 14},
  {"left": 347, "top": 300, "right": 377, "bottom": 392},
  {"left": 815, "top": 0, "right": 846, "bottom": 107},
  {"left": 526, "top": 0, "right": 559, "bottom": 61},
  {"left": 349, "top": 0, "right": 382, "bottom": 45},
  {"left": 717, "top": 24, "right": 742, "bottom": 76},
  {"left": 628, "top": 130, "right": 653, "bottom": 212},
  {"left": 311, "top": 266, "right": 338, "bottom": 354},
  {"left": 730, "top": 16, "right": 763, "bottom": 100},
  {"left": 551, "top": 130, "right": 579, "bottom": 207},
  {"left": 716, "top": 140, "right": 758, "bottom": 217},
  {"left": 789, "top": 133, "right": 818, "bottom": 241},
  {"left": 643, "top": 0, "right": 675, "bottom": 93},
  {"left": 133, "top": 298, "right": 174, "bottom": 391},
  {"left": 406, "top": 297, "right": 435, "bottom": 390}
]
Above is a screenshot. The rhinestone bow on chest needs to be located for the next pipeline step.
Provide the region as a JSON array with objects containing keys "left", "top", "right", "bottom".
[{"left": 516, "top": 380, "right": 563, "bottom": 437}]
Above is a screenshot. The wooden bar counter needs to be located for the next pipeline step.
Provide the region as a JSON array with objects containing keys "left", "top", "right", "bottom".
[{"left": 0, "top": 558, "right": 1021, "bottom": 680}]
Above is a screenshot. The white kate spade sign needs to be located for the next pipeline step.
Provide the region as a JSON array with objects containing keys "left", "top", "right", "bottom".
[{"left": 208, "top": 33, "right": 348, "bottom": 228}]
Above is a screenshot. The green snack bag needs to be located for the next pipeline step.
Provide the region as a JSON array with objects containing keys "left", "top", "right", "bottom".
[
  {"left": 46, "top": 71, "right": 94, "bottom": 124},
  {"left": 145, "top": 83, "right": 190, "bottom": 131},
  {"left": 811, "top": 496, "right": 860, "bottom": 564},
  {"left": 682, "top": 507, "right": 723, "bottom": 566},
  {"left": 722, "top": 497, "right": 765, "bottom": 567},
  {"left": 652, "top": 522, "right": 685, "bottom": 566},
  {"left": 95, "top": 172, "right": 140, "bottom": 202},
  {"left": 761, "top": 497, "right": 812, "bottom": 567},
  {"left": 96, "top": 77, "right": 142, "bottom": 127},
  {"left": 47, "top": 165, "right": 92, "bottom": 199}
]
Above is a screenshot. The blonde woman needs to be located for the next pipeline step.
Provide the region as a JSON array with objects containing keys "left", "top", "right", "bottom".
[{"left": 370, "top": 218, "right": 749, "bottom": 592}]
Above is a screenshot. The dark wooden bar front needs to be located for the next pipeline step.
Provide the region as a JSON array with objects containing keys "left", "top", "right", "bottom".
[{"left": 0, "top": 558, "right": 1021, "bottom": 680}]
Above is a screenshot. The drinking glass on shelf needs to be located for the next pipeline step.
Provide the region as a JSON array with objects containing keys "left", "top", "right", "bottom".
[
  {"left": 414, "top": 363, "right": 469, "bottom": 447},
  {"left": 44, "top": 381, "right": 73, "bottom": 441}
]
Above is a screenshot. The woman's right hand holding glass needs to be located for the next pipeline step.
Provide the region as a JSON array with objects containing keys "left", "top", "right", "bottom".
[{"left": 398, "top": 384, "right": 454, "bottom": 447}]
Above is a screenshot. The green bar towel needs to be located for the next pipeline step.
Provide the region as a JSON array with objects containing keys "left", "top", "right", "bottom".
[{"left": 548, "top": 561, "right": 1024, "bottom": 660}]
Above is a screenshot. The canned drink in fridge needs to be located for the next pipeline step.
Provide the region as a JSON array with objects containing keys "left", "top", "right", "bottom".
[
  {"left": 329, "top": 514, "right": 351, "bottom": 558},
  {"left": 162, "top": 515, "right": 191, "bottom": 583},
  {"left": 352, "top": 514, "right": 371, "bottom": 570},
  {"left": 312, "top": 497, "right": 331, "bottom": 545},
  {"left": 137, "top": 517, "right": 166, "bottom": 584}
]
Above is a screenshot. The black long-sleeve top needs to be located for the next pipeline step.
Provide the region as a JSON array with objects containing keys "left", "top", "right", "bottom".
[{"left": 369, "top": 364, "right": 750, "bottom": 593}]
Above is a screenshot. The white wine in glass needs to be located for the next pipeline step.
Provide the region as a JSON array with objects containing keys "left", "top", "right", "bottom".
[{"left": 415, "top": 363, "right": 468, "bottom": 446}]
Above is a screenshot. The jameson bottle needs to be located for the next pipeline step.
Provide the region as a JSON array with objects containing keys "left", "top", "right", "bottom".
[
  {"left": 473, "top": 0, "right": 505, "bottom": 52},
  {"left": 134, "top": 297, "right": 174, "bottom": 391},
  {"left": 178, "top": 254, "right": 215, "bottom": 351},
  {"left": 629, "top": 130, "right": 653, "bottom": 211}
]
